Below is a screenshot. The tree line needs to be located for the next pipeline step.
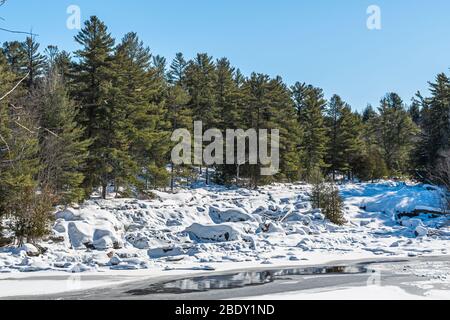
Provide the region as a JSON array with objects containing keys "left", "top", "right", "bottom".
[{"left": 0, "top": 16, "right": 449, "bottom": 241}]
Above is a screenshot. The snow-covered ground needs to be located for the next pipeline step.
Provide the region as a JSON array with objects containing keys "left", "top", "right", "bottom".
[
  {"left": 241, "top": 285, "right": 442, "bottom": 300},
  {"left": 1, "top": 181, "right": 449, "bottom": 298}
]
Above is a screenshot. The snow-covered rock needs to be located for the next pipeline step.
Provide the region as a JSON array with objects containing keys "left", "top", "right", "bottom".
[
  {"left": 55, "top": 209, "right": 81, "bottom": 221},
  {"left": 148, "top": 246, "right": 186, "bottom": 259},
  {"left": 282, "top": 212, "right": 311, "bottom": 225},
  {"left": 1, "top": 180, "right": 448, "bottom": 275},
  {"left": 67, "top": 222, "right": 94, "bottom": 249},
  {"left": 258, "top": 221, "right": 285, "bottom": 234},
  {"left": 400, "top": 218, "right": 424, "bottom": 229},
  {"left": 185, "top": 223, "right": 240, "bottom": 242},
  {"left": 415, "top": 226, "right": 428, "bottom": 238},
  {"left": 16, "top": 244, "right": 40, "bottom": 257},
  {"left": 209, "top": 207, "right": 254, "bottom": 223}
]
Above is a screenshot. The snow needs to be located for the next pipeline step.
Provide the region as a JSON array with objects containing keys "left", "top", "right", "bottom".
[
  {"left": 186, "top": 223, "right": 242, "bottom": 242},
  {"left": 0, "top": 180, "right": 449, "bottom": 297},
  {"left": 240, "top": 286, "right": 425, "bottom": 300}
]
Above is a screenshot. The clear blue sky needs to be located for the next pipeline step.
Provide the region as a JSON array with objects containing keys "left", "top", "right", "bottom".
[{"left": 1, "top": 0, "right": 450, "bottom": 110}]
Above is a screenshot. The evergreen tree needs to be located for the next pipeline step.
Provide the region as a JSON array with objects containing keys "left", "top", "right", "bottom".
[
  {"left": 0, "top": 50, "right": 52, "bottom": 243},
  {"left": 325, "top": 95, "right": 345, "bottom": 180},
  {"left": 184, "top": 53, "right": 218, "bottom": 183},
  {"left": 152, "top": 54, "right": 167, "bottom": 80},
  {"left": 45, "top": 45, "right": 73, "bottom": 83},
  {"left": 166, "top": 84, "right": 192, "bottom": 190},
  {"left": 240, "top": 73, "right": 272, "bottom": 187},
  {"left": 38, "top": 60, "right": 90, "bottom": 204},
  {"left": 72, "top": 16, "right": 117, "bottom": 198},
  {"left": 418, "top": 74, "right": 450, "bottom": 169},
  {"left": 168, "top": 52, "right": 187, "bottom": 85},
  {"left": 268, "top": 76, "right": 302, "bottom": 182},
  {"left": 239, "top": 74, "right": 301, "bottom": 186},
  {"left": 292, "top": 82, "right": 328, "bottom": 180},
  {"left": 325, "top": 95, "right": 363, "bottom": 180},
  {"left": 185, "top": 53, "right": 218, "bottom": 127},
  {"left": 21, "top": 36, "right": 46, "bottom": 90},
  {"left": 2, "top": 41, "right": 26, "bottom": 76},
  {"left": 113, "top": 32, "right": 171, "bottom": 192},
  {"left": 362, "top": 104, "right": 377, "bottom": 123},
  {"left": 409, "top": 97, "right": 421, "bottom": 125},
  {"left": 213, "top": 58, "right": 242, "bottom": 184},
  {"left": 375, "top": 93, "right": 418, "bottom": 175}
]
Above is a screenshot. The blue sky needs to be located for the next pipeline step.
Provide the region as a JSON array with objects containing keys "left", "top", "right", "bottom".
[{"left": 1, "top": 0, "right": 450, "bottom": 110}]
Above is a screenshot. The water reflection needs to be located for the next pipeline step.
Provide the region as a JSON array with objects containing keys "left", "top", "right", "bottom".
[{"left": 126, "top": 265, "right": 368, "bottom": 296}]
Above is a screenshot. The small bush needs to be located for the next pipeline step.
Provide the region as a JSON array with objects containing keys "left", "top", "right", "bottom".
[
  {"left": 311, "top": 181, "right": 346, "bottom": 226},
  {"left": 5, "top": 186, "right": 55, "bottom": 245}
]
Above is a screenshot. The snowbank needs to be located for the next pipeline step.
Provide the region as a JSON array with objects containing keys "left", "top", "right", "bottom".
[{"left": 0, "top": 181, "right": 448, "bottom": 275}]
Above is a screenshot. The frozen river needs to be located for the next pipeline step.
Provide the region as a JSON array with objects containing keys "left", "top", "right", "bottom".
[{"left": 5, "top": 256, "right": 450, "bottom": 300}]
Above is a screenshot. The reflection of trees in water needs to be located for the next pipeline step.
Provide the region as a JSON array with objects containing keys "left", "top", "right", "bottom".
[{"left": 127, "top": 265, "right": 367, "bottom": 295}]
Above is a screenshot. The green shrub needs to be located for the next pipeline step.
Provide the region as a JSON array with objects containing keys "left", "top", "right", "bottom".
[
  {"left": 5, "top": 186, "right": 55, "bottom": 245},
  {"left": 311, "top": 181, "right": 346, "bottom": 226}
]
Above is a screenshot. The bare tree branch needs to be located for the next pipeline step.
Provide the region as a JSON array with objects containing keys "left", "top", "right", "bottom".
[
  {"left": 0, "top": 27, "right": 39, "bottom": 36},
  {"left": 0, "top": 1, "right": 39, "bottom": 36},
  {"left": 14, "top": 120, "right": 35, "bottom": 134},
  {"left": 39, "top": 127, "right": 60, "bottom": 138},
  {"left": 0, "top": 132, "right": 14, "bottom": 169},
  {"left": 0, "top": 72, "right": 29, "bottom": 101}
]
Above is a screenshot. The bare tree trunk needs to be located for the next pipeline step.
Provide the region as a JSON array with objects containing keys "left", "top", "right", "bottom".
[
  {"left": 170, "top": 162, "right": 174, "bottom": 192},
  {"left": 102, "top": 184, "right": 107, "bottom": 199}
]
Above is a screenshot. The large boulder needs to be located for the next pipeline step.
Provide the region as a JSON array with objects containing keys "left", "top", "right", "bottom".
[
  {"left": 17, "top": 243, "right": 40, "bottom": 257},
  {"left": 67, "top": 221, "right": 122, "bottom": 250},
  {"left": 68, "top": 222, "right": 93, "bottom": 249},
  {"left": 209, "top": 207, "right": 254, "bottom": 223},
  {"left": 185, "top": 223, "right": 240, "bottom": 243}
]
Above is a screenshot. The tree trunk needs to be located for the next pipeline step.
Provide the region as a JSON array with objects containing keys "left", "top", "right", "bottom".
[
  {"left": 102, "top": 184, "right": 107, "bottom": 199},
  {"left": 170, "top": 162, "right": 174, "bottom": 192}
]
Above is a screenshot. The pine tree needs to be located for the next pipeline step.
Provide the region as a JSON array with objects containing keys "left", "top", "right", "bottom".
[
  {"left": 152, "top": 54, "right": 167, "bottom": 80},
  {"left": 362, "top": 104, "right": 377, "bottom": 123},
  {"left": 168, "top": 52, "right": 187, "bottom": 85},
  {"left": 239, "top": 74, "right": 301, "bottom": 186},
  {"left": 72, "top": 16, "right": 116, "bottom": 198},
  {"left": 185, "top": 53, "right": 218, "bottom": 127},
  {"left": 416, "top": 74, "right": 450, "bottom": 173},
  {"left": 2, "top": 41, "right": 27, "bottom": 76},
  {"left": 409, "top": 97, "right": 421, "bottom": 125},
  {"left": 184, "top": 53, "right": 218, "bottom": 183},
  {"left": 166, "top": 84, "right": 192, "bottom": 190},
  {"left": 325, "top": 95, "right": 345, "bottom": 180},
  {"left": 38, "top": 60, "right": 90, "bottom": 204},
  {"left": 0, "top": 50, "right": 52, "bottom": 243},
  {"left": 292, "top": 82, "right": 328, "bottom": 180},
  {"left": 240, "top": 73, "right": 272, "bottom": 187},
  {"left": 325, "top": 95, "right": 363, "bottom": 181},
  {"left": 267, "top": 76, "right": 302, "bottom": 182},
  {"left": 45, "top": 46, "right": 73, "bottom": 83},
  {"left": 21, "top": 36, "right": 46, "bottom": 90},
  {"left": 375, "top": 93, "right": 418, "bottom": 175},
  {"left": 213, "top": 58, "right": 243, "bottom": 184},
  {"left": 113, "top": 32, "right": 171, "bottom": 192},
  {"left": 0, "top": 50, "right": 15, "bottom": 233}
]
